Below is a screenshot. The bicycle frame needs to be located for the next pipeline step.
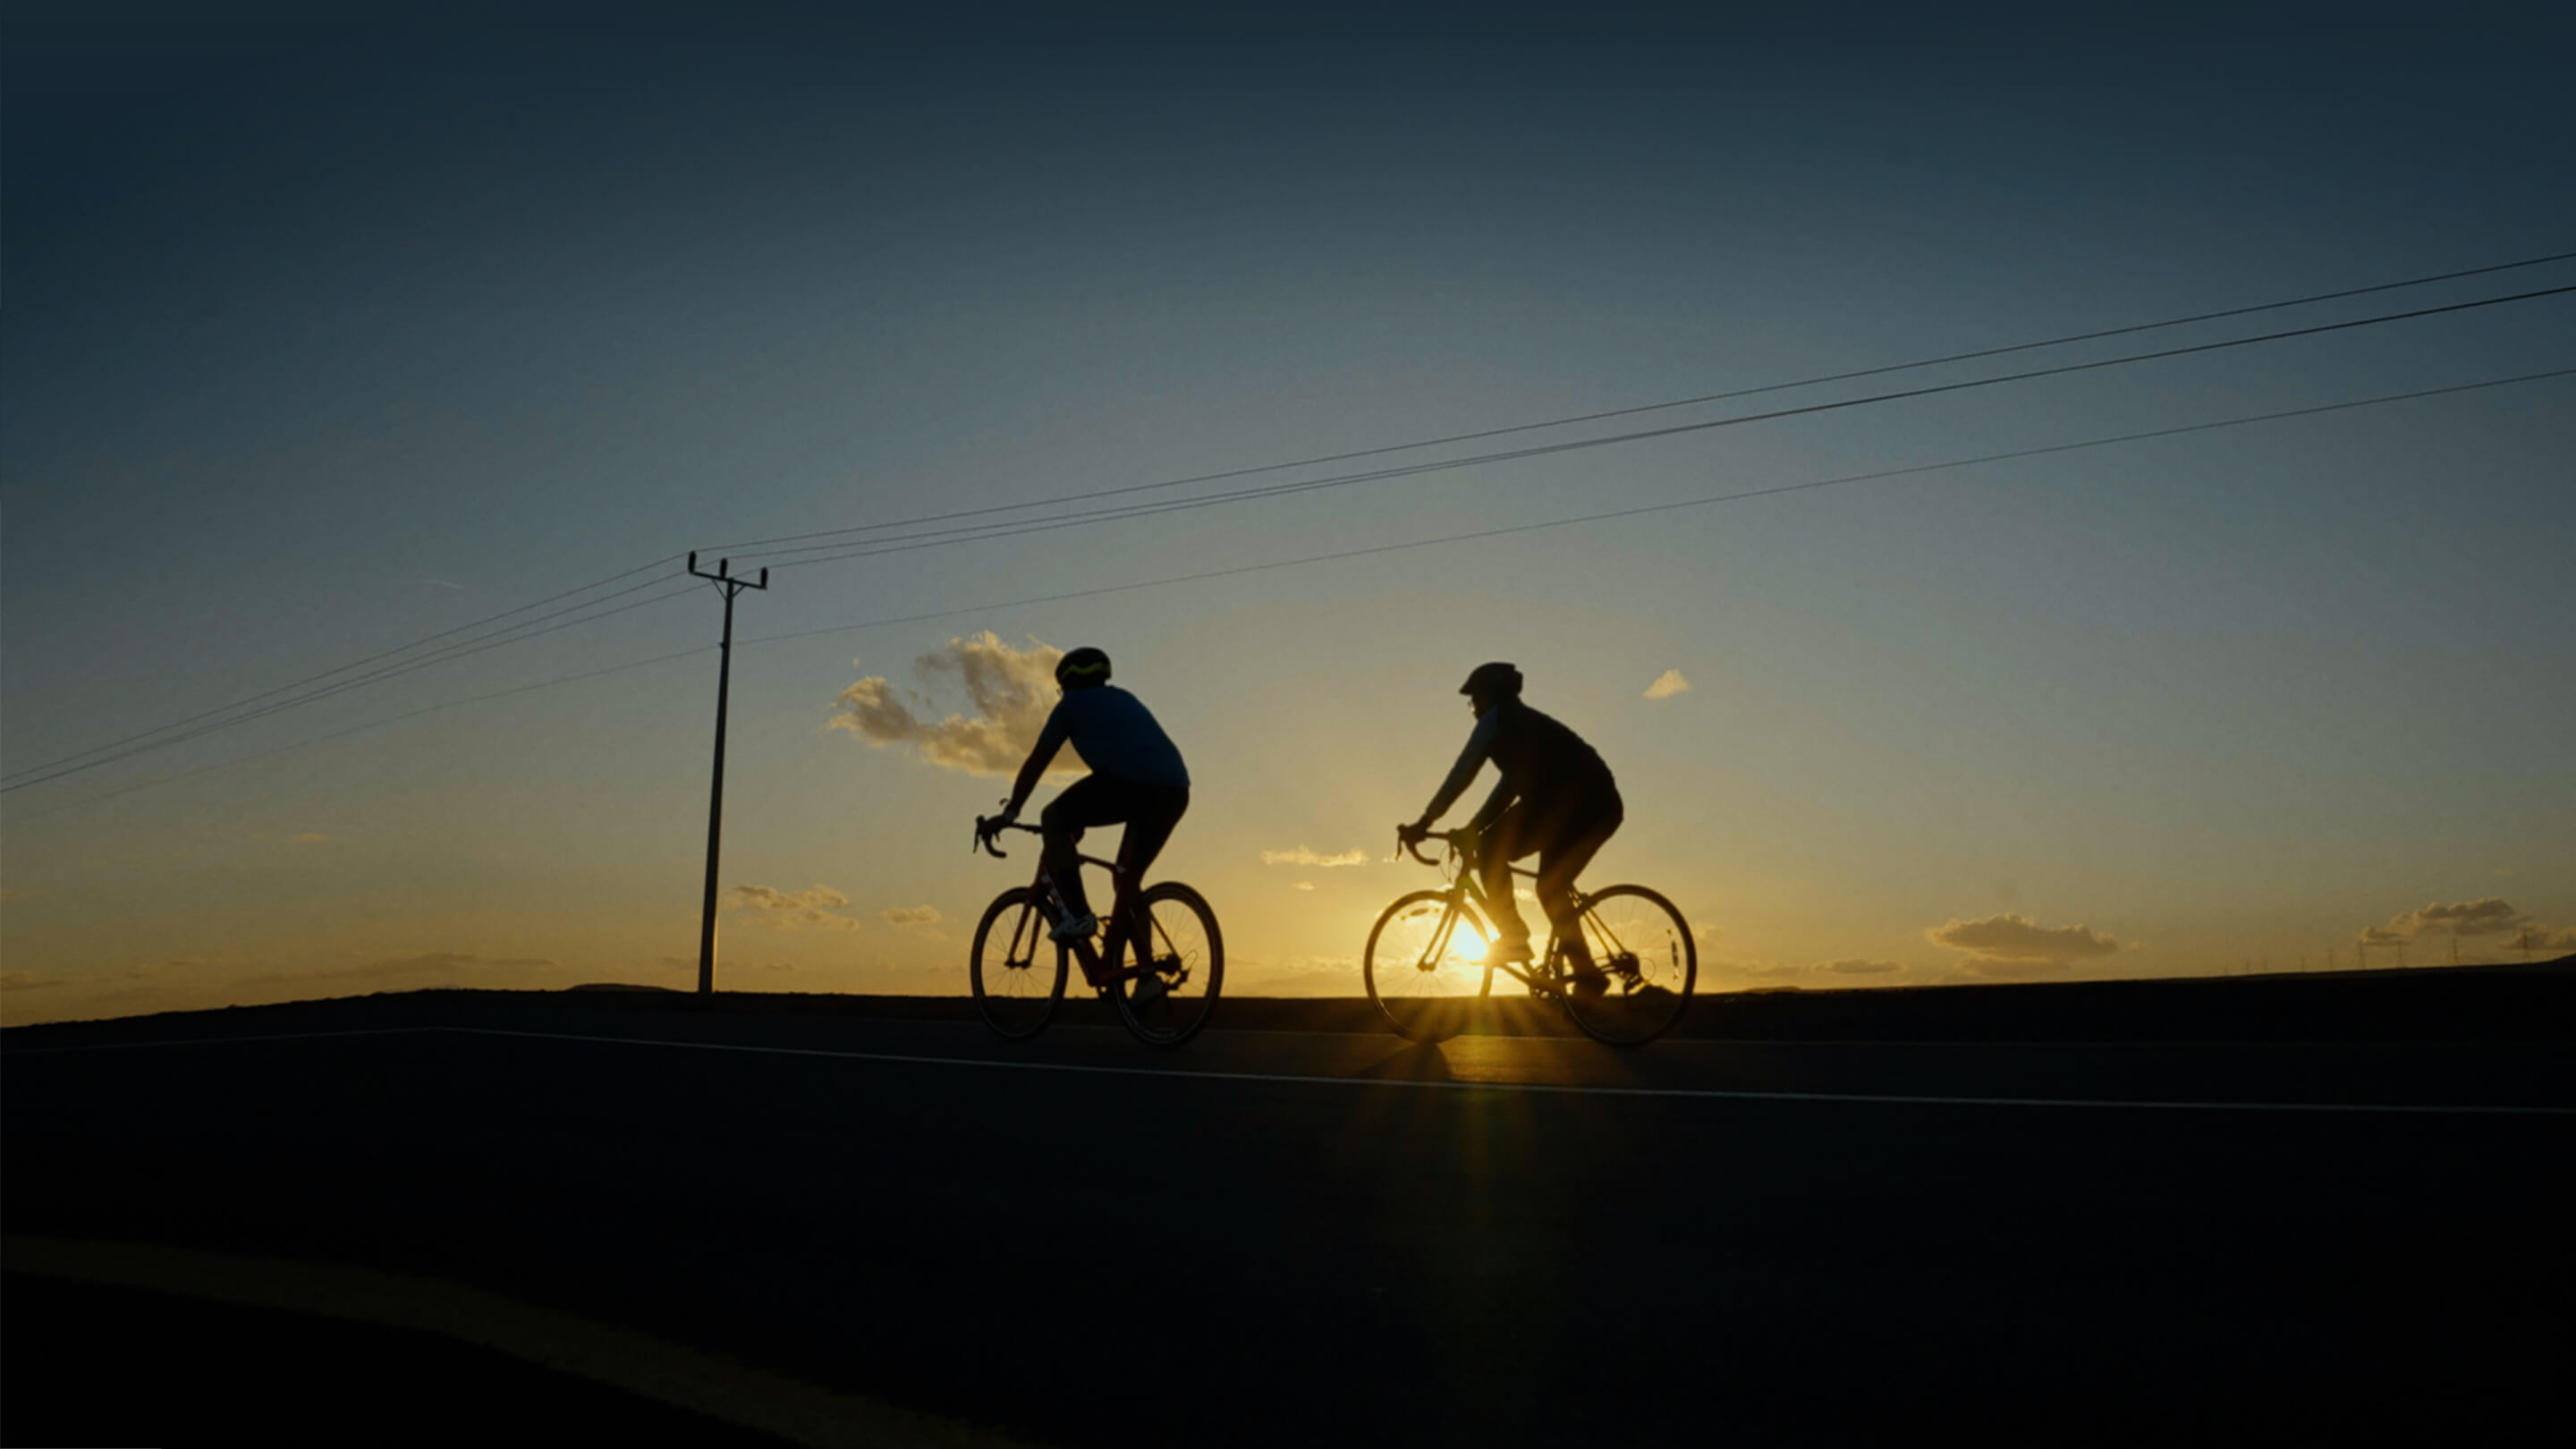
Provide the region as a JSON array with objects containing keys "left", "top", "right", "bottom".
[
  {"left": 974, "top": 819, "right": 1160, "bottom": 985},
  {"left": 1399, "top": 835, "right": 1640, "bottom": 997}
]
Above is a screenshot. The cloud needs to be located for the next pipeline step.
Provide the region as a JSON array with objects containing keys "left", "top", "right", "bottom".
[
  {"left": 1822, "top": 958, "right": 1903, "bottom": 975},
  {"left": 292, "top": 832, "right": 329, "bottom": 844},
  {"left": 1292, "top": 881, "right": 1316, "bottom": 891},
  {"left": 727, "top": 884, "right": 860, "bottom": 931},
  {"left": 1925, "top": 913, "right": 2122, "bottom": 968},
  {"left": 0, "top": 970, "right": 69, "bottom": 992},
  {"left": 1643, "top": 669, "right": 1690, "bottom": 700},
  {"left": 1260, "top": 846, "right": 1368, "bottom": 868},
  {"left": 1959, "top": 957, "right": 2084, "bottom": 980},
  {"left": 2379, "top": 897, "right": 2523, "bottom": 938},
  {"left": 828, "top": 631, "right": 1077, "bottom": 778},
  {"left": 2355, "top": 897, "right": 2568, "bottom": 953},
  {"left": 879, "top": 904, "right": 942, "bottom": 927}
]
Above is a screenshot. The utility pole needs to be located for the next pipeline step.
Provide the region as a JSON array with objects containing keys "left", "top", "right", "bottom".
[{"left": 690, "top": 552, "right": 767, "bottom": 996}]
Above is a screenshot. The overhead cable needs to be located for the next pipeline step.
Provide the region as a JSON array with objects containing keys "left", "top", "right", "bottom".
[
  {"left": 730, "top": 285, "right": 2576, "bottom": 572},
  {"left": 697, "top": 249, "right": 2576, "bottom": 555}
]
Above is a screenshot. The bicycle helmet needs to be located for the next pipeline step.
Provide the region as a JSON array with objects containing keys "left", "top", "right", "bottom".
[
  {"left": 1055, "top": 646, "right": 1113, "bottom": 689},
  {"left": 1459, "top": 661, "right": 1522, "bottom": 699}
]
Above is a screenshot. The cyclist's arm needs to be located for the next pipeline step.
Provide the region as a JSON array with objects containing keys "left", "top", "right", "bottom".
[
  {"left": 1462, "top": 775, "right": 1515, "bottom": 835},
  {"left": 1003, "top": 707, "right": 1072, "bottom": 818},
  {"left": 1412, "top": 712, "right": 1501, "bottom": 828}
]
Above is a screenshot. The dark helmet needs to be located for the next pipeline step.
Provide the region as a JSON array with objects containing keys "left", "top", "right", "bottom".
[
  {"left": 1055, "top": 646, "right": 1113, "bottom": 689},
  {"left": 1459, "top": 661, "right": 1522, "bottom": 699}
]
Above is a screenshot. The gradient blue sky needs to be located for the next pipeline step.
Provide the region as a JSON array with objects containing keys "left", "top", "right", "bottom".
[{"left": 5, "top": 3, "right": 2572, "bottom": 1021}]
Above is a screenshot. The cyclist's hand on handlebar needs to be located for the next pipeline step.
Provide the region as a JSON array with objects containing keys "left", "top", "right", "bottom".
[{"left": 1395, "top": 821, "right": 1429, "bottom": 848}]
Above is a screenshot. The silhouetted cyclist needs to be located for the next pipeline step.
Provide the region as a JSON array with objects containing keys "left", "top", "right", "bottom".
[
  {"left": 1398, "top": 662, "right": 1623, "bottom": 996},
  {"left": 988, "top": 647, "right": 1191, "bottom": 987}
]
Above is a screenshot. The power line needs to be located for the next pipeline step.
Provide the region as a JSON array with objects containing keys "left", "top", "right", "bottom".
[
  {"left": 720, "top": 284, "right": 2576, "bottom": 573},
  {"left": 30, "top": 365, "right": 2564, "bottom": 818},
  {"left": 0, "top": 553, "right": 686, "bottom": 784},
  {"left": 20, "top": 260, "right": 2567, "bottom": 788},
  {"left": 1, "top": 578, "right": 702, "bottom": 794},
  {"left": 17, "top": 278, "right": 2568, "bottom": 797},
  {"left": 696, "top": 249, "right": 2576, "bottom": 556},
  {"left": 729, "top": 367, "right": 2574, "bottom": 640},
  {"left": 9, "top": 648, "right": 714, "bottom": 822}
]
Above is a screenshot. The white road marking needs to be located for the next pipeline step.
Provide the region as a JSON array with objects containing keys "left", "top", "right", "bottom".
[{"left": 12, "top": 1023, "right": 2572, "bottom": 1115}]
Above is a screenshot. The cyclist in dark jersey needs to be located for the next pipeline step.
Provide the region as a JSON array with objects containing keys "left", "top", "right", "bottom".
[
  {"left": 1398, "top": 662, "right": 1623, "bottom": 995},
  {"left": 989, "top": 647, "right": 1191, "bottom": 982}
]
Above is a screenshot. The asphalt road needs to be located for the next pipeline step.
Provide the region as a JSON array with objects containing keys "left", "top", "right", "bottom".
[{"left": 8, "top": 992, "right": 2573, "bottom": 1445}]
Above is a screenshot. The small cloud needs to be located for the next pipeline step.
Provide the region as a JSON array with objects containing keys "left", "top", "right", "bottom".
[
  {"left": 727, "top": 884, "right": 860, "bottom": 931},
  {"left": 2395, "top": 897, "right": 2521, "bottom": 937},
  {"left": 880, "top": 904, "right": 943, "bottom": 927},
  {"left": 1643, "top": 669, "right": 1690, "bottom": 700},
  {"left": 426, "top": 579, "right": 463, "bottom": 590},
  {"left": 1260, "top": 846, "right": 1368, "bottom": 868},
  {"left": 2355, "top": 897, "right": 2552, "bottom": 950},
  {"left": 1926, "top": 912, "right": 2122, "bottom": 970},
  {"left": 1292, "top": 881, "right": 1316, "bottom": 892},
  {"left": 292, "top": 832, "right": 329, "bottom": 844},
  {"left": 1822, "top": 958, "right": 1902, "bottom": 975},
  {"left": 1958, "top": 957, "right": 2080, "bottom": 980},
  {"left": 1, "top": 970, "right": 69, "bottom": 992},
  {"left": 828, "top": 631, "right": 1077, "bottom": 778}
]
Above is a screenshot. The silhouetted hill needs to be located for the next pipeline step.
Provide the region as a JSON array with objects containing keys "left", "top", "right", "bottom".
[{"left": 6, "top": 958, "right": 2567, "bottom": 1046}]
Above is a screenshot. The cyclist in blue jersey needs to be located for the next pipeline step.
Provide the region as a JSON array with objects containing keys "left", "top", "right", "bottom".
[
  {"left": 1398, "top": 662, "right": 1623, "bottom": 996},
  {"left": 987, "top": 647, "right": 1191, "bottom": 982}
]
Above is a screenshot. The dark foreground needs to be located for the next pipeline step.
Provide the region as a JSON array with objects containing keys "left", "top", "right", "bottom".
[{"left": 7, "top": 967, "right": 2573, "bottom": 1447}]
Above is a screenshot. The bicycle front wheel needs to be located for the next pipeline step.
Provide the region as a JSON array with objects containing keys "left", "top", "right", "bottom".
[
  {"left": 970, "top": 886, "right": 1067, "bottom": 1039},
  {"left": 1560, "top": 884, "right": 1695, "bottom": 1046},
  {"left": 1112, "top": 881, "right": 1223, "bottom": 1047},
  {"left": 1363, "top": 890, "right": 1493, "bottom": 1042}
]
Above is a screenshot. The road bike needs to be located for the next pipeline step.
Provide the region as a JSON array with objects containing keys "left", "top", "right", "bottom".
[
  {"left": 970, "top": 818, "right": 1224, "bottom": 1046},
  {"left": 1365, "top": 830, "right": 1695, "bottom": 1046}
]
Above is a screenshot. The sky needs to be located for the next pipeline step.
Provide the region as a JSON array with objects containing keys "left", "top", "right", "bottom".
[{"left": 4, "top": 3, "right": 2573, "bottom": 1024}]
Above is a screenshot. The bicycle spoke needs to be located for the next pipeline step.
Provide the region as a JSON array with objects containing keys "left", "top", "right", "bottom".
[
  {"left": 1559, "top": 885, "right": 1696, "bottom": 1046},
  {"left": 1364, "top": 891, "right": 1493, "bottom": 1041}
]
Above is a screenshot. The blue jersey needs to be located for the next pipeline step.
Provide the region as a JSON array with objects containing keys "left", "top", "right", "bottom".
[{"left": 1031, "top": 685, "right": 1191, "bottom": 789}]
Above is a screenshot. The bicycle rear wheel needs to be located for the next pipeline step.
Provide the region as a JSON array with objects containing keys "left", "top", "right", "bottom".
[
  {"left": 970, "top": 886, "right": 1067, "bottom": 1039},
  {"left": 1363, "top": 890, "right": 1493, "bottom": 1042},
  {"left": 1111, "top": 881, "right": 1223, "bottom": 1046},
  {"left": 1559, "top": 884, "right": 1695, "bottom": 1046}
]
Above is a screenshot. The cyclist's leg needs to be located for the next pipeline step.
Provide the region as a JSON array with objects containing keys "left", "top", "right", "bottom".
[
  {"left": 1477, "top": 801, "right": 1538, "bottom": 960},
  {"left": 1536, "top": 791, "right": 1623, "bottom": 976},
  {"left": 1038, "top": 776, "right": 1119, "bottom": 921},
  {"left": 1104, "top": 784, "right": 1189, "bottom": 960}
]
